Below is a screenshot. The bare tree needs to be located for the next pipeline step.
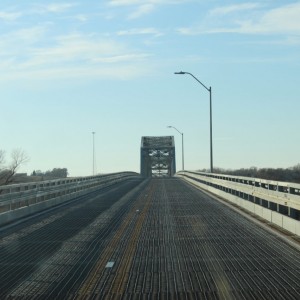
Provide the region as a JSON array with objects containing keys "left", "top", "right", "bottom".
[
  {"left": 0, "top": 150, "right": 5, "bottom": 167},
  {"left": 0, "top": 149, "right": 29, "bottom": 186}
]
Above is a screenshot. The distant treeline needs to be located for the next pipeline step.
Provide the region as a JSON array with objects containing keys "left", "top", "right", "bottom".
[
  {"left": 201, "top": 164, "right": 300, "bottom": 184},
  {"left": 31, "top": 168, "right": 68, "bottom": 178}
]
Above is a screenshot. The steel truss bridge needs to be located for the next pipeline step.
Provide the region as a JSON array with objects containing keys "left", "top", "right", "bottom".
[{"left": 140, "top": 136, "right": 176, "bottom": 177}]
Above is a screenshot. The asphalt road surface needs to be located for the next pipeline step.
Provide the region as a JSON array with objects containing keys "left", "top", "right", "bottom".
[{"left": 0, "top": 178, "right": 299, "bottom": 299}]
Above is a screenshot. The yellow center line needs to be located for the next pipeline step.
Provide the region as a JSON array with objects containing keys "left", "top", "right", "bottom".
[{"left": 76, "top": 181, "right": 154, "bottom": 297}]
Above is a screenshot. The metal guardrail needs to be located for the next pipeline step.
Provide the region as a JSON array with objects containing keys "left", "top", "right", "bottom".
[
  {"left": 177, "top": 171, "right": 300, "bottom": 236},
  {"left": 0, "top": 172, "right": 140, "bottom": 216},
  {"left": 0, "top": 172, "right": 139, "bottom": 195}
]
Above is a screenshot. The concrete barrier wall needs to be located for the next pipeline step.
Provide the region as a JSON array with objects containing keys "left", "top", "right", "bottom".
[
  {"left": 181, "top": 171, "right": 300, "bottom": 211},
  {"left": 0, "top": 194, "right": 71, "bottom": 225},
  {"left": 178, "top": 172, "right": 300, "bottom": 237},
  {"left": 0, "top": 172, "right": 140, "bottom": 226},
  {"left": 262, "top": 208, "right": 272, "bottom": 222}
]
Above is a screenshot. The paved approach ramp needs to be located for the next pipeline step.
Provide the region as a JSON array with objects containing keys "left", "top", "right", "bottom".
[{"left": 0, "top": 178, "right": 299, "bottom": 299}]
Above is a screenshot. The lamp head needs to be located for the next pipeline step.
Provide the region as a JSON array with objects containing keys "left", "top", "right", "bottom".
[{"left": 174, "top": 71, "right": 186, "bottom": 75}]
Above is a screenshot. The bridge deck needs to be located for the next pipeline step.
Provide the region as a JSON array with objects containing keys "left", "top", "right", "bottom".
[{"left": 0, "top": 178, "right": 300, "bottom": 299}]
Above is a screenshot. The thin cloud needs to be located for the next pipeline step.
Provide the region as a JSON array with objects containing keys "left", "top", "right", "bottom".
[
  {"left": 128, "top": 4, "right": 155, "bottom": 19},
  {"left": 0, "top": 64, "right": 152, "bottom": 81},
  {"left": 0, "top": 26, "right": 46, "bottom": 56},
  {"left": 253, "top": 3, "right": 300, "bottom": 34},
  {"left": 62, "top": 13, "right": 89, "bottom": 22},
  {"left": 91, "top": 53, "right": 152, "bottom": 63},
  {"left": 108, "top": 0, "right": 185, "bottom": 19},
  {"left": 209, "top": 3, "right": 261, "bottom": 16},
  {"left": 32, "top": 3, "right": 77, "bottom": 14},
  {"left": 0, "top": 4, "right": 76, "bottom": 24},
  {"left": 0, "top": 11, "right": 22, "bottom": 21},
  {"left": 0, "top": 30, "right": 154, "bottom": 81},
  {"left": 178, "top": 2, "right": 300, "bottom": 36},
  {"left": 26, "top": 34, "right": 128, "bottom": 65},
  {"left": 46, "top": 3, "right": 75, "bottom": 13},
  {"left": 117, "top": 27, "right": 163, "bottom": 36},
  {"left": 74, "top": 14, "right": 88, "bottom": 22},
  {"left": 108, "top": 0, "right": 188, "bottom": 6},
  {"left": 108, "top": 0, "right": 141, "bottom": 5}
]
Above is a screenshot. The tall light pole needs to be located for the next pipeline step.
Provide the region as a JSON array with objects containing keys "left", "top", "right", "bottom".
[
  {"left": 92, "top": 132, "right": 95, "bottom": 175},
  {"left": 167, "top": 126, "right": 184, "bottom": 171},
  {"left": 174, "top": 71, "right": 213, "bottom": 173}
]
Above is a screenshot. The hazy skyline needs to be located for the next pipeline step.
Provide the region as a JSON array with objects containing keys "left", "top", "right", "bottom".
[{"left": 1, "top": 1, "right": 299, "bottom": 176}]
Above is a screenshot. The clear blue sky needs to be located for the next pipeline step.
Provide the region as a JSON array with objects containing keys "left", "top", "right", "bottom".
[{"left": 1, "top": 0, "right": 299, "bottom": 176}]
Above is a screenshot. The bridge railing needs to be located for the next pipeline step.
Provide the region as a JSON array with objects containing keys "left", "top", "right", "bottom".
[
  {"left": 177, "top": 171, "right": 300, "bottom": 236},
  {"left": 0, "top": 172, "right": 140, "bottom": 226}
]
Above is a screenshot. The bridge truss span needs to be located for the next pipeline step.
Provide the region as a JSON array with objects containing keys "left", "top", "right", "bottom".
[{"left": 140, "top": 136, "right": 176, "bottom": 177}]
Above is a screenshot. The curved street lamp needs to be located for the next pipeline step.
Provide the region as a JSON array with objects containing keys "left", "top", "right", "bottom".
[
  {"left": 167, "top": 126, "right": 184, "bottom": 171},
  {"left": 174, "top": 71, "right": 213, "bottom": 173}
]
